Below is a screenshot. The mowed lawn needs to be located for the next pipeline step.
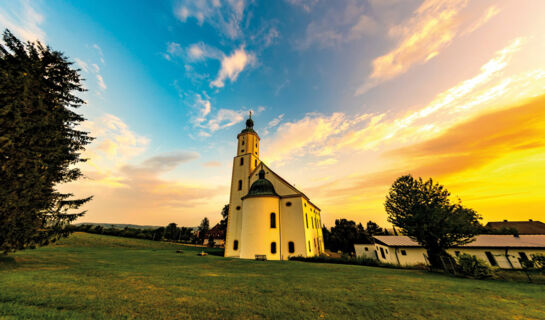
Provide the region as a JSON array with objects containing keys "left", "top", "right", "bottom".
[{"left": 0, "top": 233, "right": 544, "bottom": 320}]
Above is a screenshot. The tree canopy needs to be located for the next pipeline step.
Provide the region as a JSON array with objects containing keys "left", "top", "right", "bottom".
[
  {"left": 0, "top": 30, "right": 92, "bottom": 254},
  {"left": 385, "top": 175, "right": 481, "bottom": 268}
]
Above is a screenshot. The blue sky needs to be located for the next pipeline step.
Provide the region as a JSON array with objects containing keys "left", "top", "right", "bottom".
[{"left": 2, "top": 0, "right": 545, "bottom": 227}]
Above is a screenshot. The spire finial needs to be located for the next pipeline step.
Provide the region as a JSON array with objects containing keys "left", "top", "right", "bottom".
[{"left": 249, "top": 110, "right": 252, "bottom": 119}]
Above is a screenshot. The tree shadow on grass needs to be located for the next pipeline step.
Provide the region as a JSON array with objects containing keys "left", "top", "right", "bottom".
[{"left": 0, "top": 255, "right": 17, "bottom": 269}]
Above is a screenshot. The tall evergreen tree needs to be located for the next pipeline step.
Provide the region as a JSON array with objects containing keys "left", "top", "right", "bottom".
[
  {"left": 0, "top": 30, "right": 92, "bottom": 254},
  {"left": 198, "top": 217, "right": 210, "bottom": 243}
]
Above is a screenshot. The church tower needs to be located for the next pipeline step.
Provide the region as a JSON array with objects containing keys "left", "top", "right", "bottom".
[{"left": 224, "top": 113, "right": 261, "bottom": 257}]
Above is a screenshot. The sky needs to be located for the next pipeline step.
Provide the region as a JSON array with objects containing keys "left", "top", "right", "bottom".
[{"left": 1, "top": 0, "right": 544, "bottom": 228}]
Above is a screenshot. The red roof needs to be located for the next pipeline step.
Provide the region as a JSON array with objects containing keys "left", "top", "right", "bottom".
[
  {"left": 204, "top": 224, "right": 225, "bottom": 239},
  {"left": 486, "top": 220, "right": 545, "bottom": 234}
]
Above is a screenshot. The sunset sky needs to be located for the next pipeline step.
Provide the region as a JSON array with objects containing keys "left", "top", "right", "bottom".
[{"left": 2, "top": 0, "right": 544, "bottom": 228}]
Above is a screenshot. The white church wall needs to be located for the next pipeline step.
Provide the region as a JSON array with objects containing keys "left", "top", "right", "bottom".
[
  {"left": 280, "top": 197, "right": 307, "bottom": 259},
  {"left": 240, "top": 196, "right": 281, "bottom": 260}
]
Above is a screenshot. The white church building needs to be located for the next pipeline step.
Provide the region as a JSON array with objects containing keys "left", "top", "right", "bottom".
[{"left": 224, "top": 115, "right": 325, "bottom": 260}]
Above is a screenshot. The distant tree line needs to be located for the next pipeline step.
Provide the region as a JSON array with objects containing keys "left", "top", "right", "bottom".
[
  {"left": 322, "top": 219, "right": 391, "bottom": 254},
  {"left": 69, "top": 217, "right": 213, "bottom": 244}
]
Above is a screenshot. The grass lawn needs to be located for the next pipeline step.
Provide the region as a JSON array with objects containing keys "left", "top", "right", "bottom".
[{"left": 1, "top": 233, "right": 544, "bottom": 320}]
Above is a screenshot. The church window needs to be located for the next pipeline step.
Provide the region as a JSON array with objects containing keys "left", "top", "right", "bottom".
[
  {"left": 240, "top": 157, "right": 244, "bottom": 166},
  {"left": 271, "top": 242, "right": 277, "bottom": 254},
  {"left": 236, "top": 206, "right": 241, "bottom": 210},
  {"left": 255, "top": 160, "right": 257, "bottom": 167},
  {"left": 286, "top": 202, "right": 292, "bottom": 207},
  {"left": 308, "top": 241, "right": 311, "bottom": 252},
  {"left": 270, "top": 213, "right": 276, "bottom": 228},
  {"left": 242, "top": 140, "right": 245, "bottom": 145},
  {"left": 238, "top": 180, "right": 242, "bottom": 191},
  {"left": 233, "top": 240, "right": 239, "bottom": 250},
  {"left": 305, "top": 214, "right": 308, "bottom": 228},
  {"left": 288, "top": 242, "right": 295, "bottom": 253},
  {"left": 241, "top": 149, "right": 244, "bottom": 153},
  {"left": 312, "top": 217, "right": 315, "bottom": 229}
]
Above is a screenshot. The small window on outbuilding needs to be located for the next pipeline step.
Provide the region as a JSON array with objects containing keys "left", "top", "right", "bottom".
[
  {"left": 233, "top": 240, "right": 239, "bottom": 250},
  {"left": 401, "top": 250, "right": 407, "bottom": 256},
  {"left": 485, "top": 251, "right": 497, "bottom": 266},
  {"left": 288, "top": 241, "right": 295, "bottom": 253},
  {"left": 271, "top": 242, "right": 277, "bottom": 254},
  {"left": 270, "top": 212, "right": 276, "bottom": 228},
  {"left": 238, "top": 180, "right": 242, "bottom": 191},
  {"left": 380, "top": 247, "right": 386, "bottom": 259},
  {"left": 364, "top": 247, "right": 369, "bottom": 251},
  {"left": 454, "top": 251, "right": 460, "bottom": 257}
]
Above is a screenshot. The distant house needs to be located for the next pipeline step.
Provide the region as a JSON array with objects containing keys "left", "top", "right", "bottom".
[
  {"left": 486, "top": 220, "right": 545, "bottom": 235},
  {"left": 203, "top": 224, "right": 225, "bottom": 247},
  {"left": 355, "top": 235, "right": 545, "bottom": 269}
]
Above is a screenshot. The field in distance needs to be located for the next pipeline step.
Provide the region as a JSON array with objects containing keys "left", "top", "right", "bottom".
[{"left": 1, "top": 233, "right": 544, "bottom": 320}]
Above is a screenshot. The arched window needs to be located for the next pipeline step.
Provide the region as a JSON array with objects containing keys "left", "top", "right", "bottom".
[
  {"left": 242, "top": 140, "right": 245, "bottom": 145},
  {"left": 238, "top": 180, "right": 242, "bottom": 191},
  {"left": 270, "top": 212, "right": 276, "bottom": 228},
  {"left": 286, "top": 201, "right": 292, "bottom": 207},
  {"left": 233, "top": 240, "right": 239, "bottom": 250},
  {"left": 305, "top": 214, "right": 309, "bottom": 228},
  {"left": 240, "top": 157, "right": 244, "bottom": 166},
  {"left": 271, "top": 242, "right": 277, "bottom": 254},
  {"left": 288, "top": 241, "right": 295, "bottom": 253},
  {"left": 255, "top": 160, "right": 257, "bottom": 167}
]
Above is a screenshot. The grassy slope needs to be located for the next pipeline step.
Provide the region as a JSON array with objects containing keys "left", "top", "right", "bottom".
[{"left": 0, "top": 233, "right": 543, "bottom": 320}]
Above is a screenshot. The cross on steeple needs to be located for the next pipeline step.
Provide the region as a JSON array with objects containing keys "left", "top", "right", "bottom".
[{"left": 249, "top": 110, "right": 252, "bottom": 119}]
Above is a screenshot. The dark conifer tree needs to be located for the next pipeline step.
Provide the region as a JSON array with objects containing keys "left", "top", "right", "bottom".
[{"left": 0, "top": 30, "right": 93, "bottom": 254}]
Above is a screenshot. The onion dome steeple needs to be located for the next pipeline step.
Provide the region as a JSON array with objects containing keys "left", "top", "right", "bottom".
[
  {"left": 244, "top": 169, "right": 277, "bottom": 198},
  {"left": 240, "top": 111, "right": 256, "bottom": 135}
]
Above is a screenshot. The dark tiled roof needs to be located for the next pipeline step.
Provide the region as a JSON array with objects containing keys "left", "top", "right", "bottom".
[
  {"left": 486, "top": 221, "right": 545, "bottom": 235},
  {"left": 204, "top": 224, "right": 225, "bottom": 239}
]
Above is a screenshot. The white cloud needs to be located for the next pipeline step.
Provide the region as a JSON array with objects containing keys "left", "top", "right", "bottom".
[
  {"left": 74, "top": 58, "right": 89, "bottom": 73},
  {"left": 96, "top": 74, "right": 107, "bottom": 90},
  {"left": 174, "top": 0, "right": 247, "bottom": 39},
  {"left": 356, "top": 0, "right": 502, "bottom": 95},
  {"left": 93, "top": 44, "right": 105, "bottom": 64},
  {"left": 206, "top": 108, "right": 245, "bottom": 132},
  {"left": 92, "top": 63, "right": 100, "bottom": 73},
  {"left": 210, "top": 47, "right": 256, "bottom": 88},
  {"left": 192, "top": 94, "right": 212, "bottom": 126},
  {"left": 0, "top": 0, "right": 45, "bottom": 42},
  {"left": 285, "top": 0, "right": 319, "bottom": 13}
]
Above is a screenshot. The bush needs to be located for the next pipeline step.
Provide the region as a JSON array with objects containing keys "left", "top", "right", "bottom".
[
  {"left": 457, "top": 254, "right": 493, "bottom": 279},
  {"left": 531, "top": 254, "right": 545, "bottom": 272}
]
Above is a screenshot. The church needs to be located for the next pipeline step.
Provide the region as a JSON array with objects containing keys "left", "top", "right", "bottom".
[{"left": 224, "top": 115, "right": 325, "bottom": 260}]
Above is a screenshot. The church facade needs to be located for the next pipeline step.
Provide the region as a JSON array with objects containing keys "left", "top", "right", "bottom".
[{"left": 224, "top": 115, "right": 325, "bottom": 260}]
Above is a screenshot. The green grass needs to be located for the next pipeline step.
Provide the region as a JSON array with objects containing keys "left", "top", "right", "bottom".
[{"left": 1, "top": 233, "right": 544, "bottom": 320}]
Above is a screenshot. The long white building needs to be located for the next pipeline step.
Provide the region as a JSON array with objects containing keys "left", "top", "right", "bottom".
[{"left": 355, "top": 235, "right": 545, "bottom": 269}]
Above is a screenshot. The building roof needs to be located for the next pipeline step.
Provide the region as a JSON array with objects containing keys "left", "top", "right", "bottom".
[
  {"left": 249, "top": 162, "right": 321, "bottom": 211},
  {"left": 204, "top": 224, "right": 225, "bottom": 239},
  {"left": 486, "top": 220, "right": 545, "bottom": 234},
  {"left": 243, "top": 169, "right": 278, "bottom": 198},
  {"left": 372, "top": 235, "right": 545, "bottom": 249}
]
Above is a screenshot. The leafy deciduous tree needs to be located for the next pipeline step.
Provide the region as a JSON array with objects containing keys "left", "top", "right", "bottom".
[{"left": 385, "top": 175, "right": 481, "bottom": 268}]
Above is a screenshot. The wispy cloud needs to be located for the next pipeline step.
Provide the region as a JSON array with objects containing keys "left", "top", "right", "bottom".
[
  {"left": 210, "top": 46, "right": 256, "bottom": 88},
  {"left": 174, "top": 0, "right": 247, "bottom": 40},
  {"left": 93, "top": 44, "right": 105, "bottom": 64},
  {"left": 74, "top": 58, "right": 89, "bottom": 73},
  {"left": 285, "top": 0, "right": 319, "bottom": 13},
  {"left": 96, "top": 74, "right": 107, "bottom": 90},
  {"left": 0, "top": 0, "right": 45, "bottom": 42},
  {"left": 355, "top": 0, "right": 503, "bottom": 95}
]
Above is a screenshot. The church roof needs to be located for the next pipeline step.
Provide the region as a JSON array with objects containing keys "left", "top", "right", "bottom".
[
  {"left": 243, "top": 169, "right": 278, "bottom": 198},
  {"left": 249, "top": 162, "right": 321, "bottom": 211}
]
